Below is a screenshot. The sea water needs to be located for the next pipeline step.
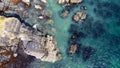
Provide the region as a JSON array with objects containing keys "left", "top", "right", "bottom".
[{"left": 28, "top": 0, "right": 120, "bottom": 68}]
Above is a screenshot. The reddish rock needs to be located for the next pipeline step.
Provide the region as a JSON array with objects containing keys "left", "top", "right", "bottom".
[{"left": 12, "top": 0, "right": 21, "bottom": 5}]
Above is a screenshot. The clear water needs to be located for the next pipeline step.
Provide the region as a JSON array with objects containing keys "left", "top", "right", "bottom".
[{"left": 28, "top": 0, "right": 120, "bottom": 68}]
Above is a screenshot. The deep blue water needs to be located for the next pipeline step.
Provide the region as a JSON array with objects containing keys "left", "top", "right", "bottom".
[{"left": 27, "top": 0, "right": 120, "bottom": 68}]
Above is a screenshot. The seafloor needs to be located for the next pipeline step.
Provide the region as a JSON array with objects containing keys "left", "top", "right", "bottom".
[
  {"left": 1, "top": 0, "right": 120, "bottom": 68},
  {"left": 27, "top": 0, "right": 120, "bottom": 68}
]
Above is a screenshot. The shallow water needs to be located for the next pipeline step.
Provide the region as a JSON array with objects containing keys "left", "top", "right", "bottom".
[{"left": 28, "top": 0, "right": 120, "bottom": 68}]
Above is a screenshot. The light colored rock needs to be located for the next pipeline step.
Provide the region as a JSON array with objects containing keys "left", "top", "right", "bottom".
[
  {"left": 76, "top": 11, "right": 86, "bottom": 19},
  {"left": 13, "top": 53, "right": 18, "bottom": 57},
  {"left": 73, "top": 14, "right": 79, "bottom": 22},
  {"left": 35, "top": 4, "right": 43, "bottom": 10},
  {"left": 22, "top": 0, "right": 30, "bottom": 6},
  {"left": 40, "top": 35, "right": 61, "bottom": 62},
  {"left": 33, "top": 24, "right": 38, "bottom": 29},
  {"left": 70, "top": 0, "right": 82, "bottom": 4},
  {"left": 41, "top": 0, "right": 47, "bottom": 3},
  {"left": 38, "top": 15, "right": 44, "bottom": 19},
  {"left": 57, "top": 0, "right": 65, "bottom": 4}
]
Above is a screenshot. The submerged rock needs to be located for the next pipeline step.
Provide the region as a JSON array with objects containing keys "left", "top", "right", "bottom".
[
  {"left": 69, "top": 44, "right": 77, "bottom": 54},
  {"left": 61, "top": 10, "right": 69, "bottom": 18},
  {"left": 0, "top": 15, "right": 61, "bottom": 67}
]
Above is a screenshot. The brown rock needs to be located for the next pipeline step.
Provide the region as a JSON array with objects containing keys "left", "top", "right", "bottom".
[
  {"left": 12, "top": 0, "right": 21, "bottom": 5},
  {"left": 1, "top": 6, "right": 8, "bottom": 11}
]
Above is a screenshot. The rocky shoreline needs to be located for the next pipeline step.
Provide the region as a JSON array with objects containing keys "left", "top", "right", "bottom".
[
  {"left": 0, "top": 15, "right": 61, "bottom": 67},
  {"left": 0, "top": 0, "right": 62, "bottom": 68}
]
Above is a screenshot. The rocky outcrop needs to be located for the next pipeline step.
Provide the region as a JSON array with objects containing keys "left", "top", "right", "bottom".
[
  {"left": 73, "top": 11, "right": 87, "bottom": 22},
  {"left": 0, "top": 16, "right": 61, "bottom": 67}
]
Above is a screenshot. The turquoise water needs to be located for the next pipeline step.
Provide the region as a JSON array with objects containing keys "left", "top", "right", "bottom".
[{"left": 28, "top": 0, "right": 120, "bottom": 68}]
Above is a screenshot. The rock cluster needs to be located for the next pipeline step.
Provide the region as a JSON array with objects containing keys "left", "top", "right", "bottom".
[
  {"left": 0, "top": 16, "right": 61, "bottom": 67},
  {"left": 73, "top": 11, "right": 87, "bottom": 22}
]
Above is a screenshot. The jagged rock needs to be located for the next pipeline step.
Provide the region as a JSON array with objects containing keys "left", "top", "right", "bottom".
[
  {"left": 73, "top": 11, "right": 87, "bottom": 22},
  {"left": 0, "top": 15, "right": 61, "bottom": 66}
]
